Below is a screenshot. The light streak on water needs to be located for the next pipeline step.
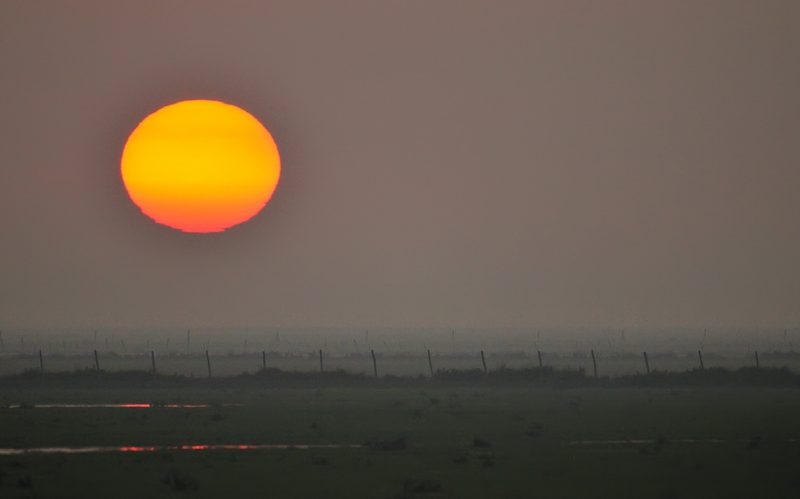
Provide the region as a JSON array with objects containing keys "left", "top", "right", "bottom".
[
  {"left": 0, "top": 443, "right": 362, "bottom": 455},
  {"left": 568, "top": 438, "right": 800, "bottom": 445},
  {"left": 4, "top": 403, "right": 244, "bottom": 409}
]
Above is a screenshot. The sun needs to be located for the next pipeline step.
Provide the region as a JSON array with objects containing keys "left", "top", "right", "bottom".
[{"left": 121, "top": 99, "right": 281, "bottom": 233}]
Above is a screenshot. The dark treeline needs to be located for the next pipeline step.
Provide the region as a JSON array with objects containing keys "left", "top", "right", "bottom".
[{"left": 1, "top": 366, "right": 799, "bottom": 390}]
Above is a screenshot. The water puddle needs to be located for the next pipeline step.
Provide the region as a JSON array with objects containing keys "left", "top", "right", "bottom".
[
  {"left": 5, "top": 403, "right": 242, "bottom": 409},
  {"left": 0, "top": 444, "right": 361, "bottom": 455}
]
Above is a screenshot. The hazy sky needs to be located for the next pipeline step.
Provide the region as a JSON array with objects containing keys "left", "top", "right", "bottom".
[{"left": 1, "top": 1, "right": 798, "bottom": 330}]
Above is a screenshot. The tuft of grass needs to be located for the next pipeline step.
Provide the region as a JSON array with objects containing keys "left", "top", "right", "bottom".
[
  {"left": 525, "top": 423, "right": 543, "bottom": 437},
  {"left": 403, "top": 478, "right": 441, "bottom": 494},
  {"left": 162, "top": 468, "right": 198, "bottom": 492},
  {"left": 365, "top": 437, "right": 406, "bottom": 451},
  {"left": 471, "top": 437, "right": 491, "bottom": 448}
]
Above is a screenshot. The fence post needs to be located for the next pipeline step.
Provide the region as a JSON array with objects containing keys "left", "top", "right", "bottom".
[
  {"left": 643, "top": 351, "right": 650, "bottom": 374},
  {"left": 754, "top": 351, "right": 759, "bottom": 369},
  {"left": 151, "top": 351, "right": 156, "bottom": 374},
  {"left": 319, "top": 349, "right": 324, "bottom": 373},
  {"left": 480, "top": 350, "right": 488, "bottom": 374},
  {"left": 262, "top": 351, "right": 267, "bottom": 371},
  {"left": 39, "top": 349, "right": 44, "bottom": 374},
  {"left": 537, "top": 350, "right": 543, "bottom": 368},
  {"left": 371, "top": 349, "right": 378, "bottom": 378},
  {"left": 427, "top": 349, "right": 434, "bottom": 377},
  {"left": 590, "top": 349, "right": 597, "bottom": 378},
  {"left": 94, "top": 349, "right": 100, "bottom": 372},
  {"left": 205, "top": 350, "right": 212, "bottom": 378},
  {"left": 698, "top": 350, "right": 704, "bottom": 370}
]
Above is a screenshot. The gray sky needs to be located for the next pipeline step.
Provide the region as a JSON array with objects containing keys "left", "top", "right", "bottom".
[{"left": 1, "top": 1, "right": 798, "bottom": 330}]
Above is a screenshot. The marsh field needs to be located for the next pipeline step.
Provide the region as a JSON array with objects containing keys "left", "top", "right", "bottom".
[
  {"left": 1, "top": 369, "right": 799, "bottom": 499},
  {"left": 2, "top": 330, "right": 798, "bottom": 497}
]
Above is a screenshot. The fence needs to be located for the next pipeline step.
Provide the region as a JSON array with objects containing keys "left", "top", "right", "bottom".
[{"left": 4, "top": 347, "right": 798, "bottom": 378}]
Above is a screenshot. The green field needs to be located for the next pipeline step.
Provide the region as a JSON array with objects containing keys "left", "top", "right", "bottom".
[{"left": 1, "top": 374, "right": 799, "bottom": 498}]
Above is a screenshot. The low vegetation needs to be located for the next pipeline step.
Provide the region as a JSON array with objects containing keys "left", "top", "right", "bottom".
[{"left": 1, "top": 365, "right": 798, "bottom": 390}]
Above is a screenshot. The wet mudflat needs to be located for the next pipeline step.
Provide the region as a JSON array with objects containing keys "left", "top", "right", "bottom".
[{"left": 1, "top": 385, "right": 799, "bottom": 498}]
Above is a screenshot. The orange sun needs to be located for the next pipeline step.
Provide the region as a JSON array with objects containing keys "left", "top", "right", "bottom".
[{"left": 121, "top": 99, "right": 280, "bottom": 233}]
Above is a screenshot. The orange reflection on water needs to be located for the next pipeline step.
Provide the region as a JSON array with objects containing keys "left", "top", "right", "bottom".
[
  {"left": 182, "top": 445, "right": 210, "bottom": 451},
  {"left": 6, "top": 403, "right": 212, "bottom": 409}
]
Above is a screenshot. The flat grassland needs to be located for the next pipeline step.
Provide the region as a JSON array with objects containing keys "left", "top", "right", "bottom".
[{"left": 1, "top": 373, "right": 799, "bottom": 498}]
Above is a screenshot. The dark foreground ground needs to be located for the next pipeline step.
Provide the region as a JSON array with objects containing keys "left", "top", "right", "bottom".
[{"left": 0, "top": 369, "right": 799, "bottom": 498}]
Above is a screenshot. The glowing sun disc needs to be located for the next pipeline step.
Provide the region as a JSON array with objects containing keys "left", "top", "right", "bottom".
[{"left": 121, "top": 99, "right": 281, "bottom": 233}]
